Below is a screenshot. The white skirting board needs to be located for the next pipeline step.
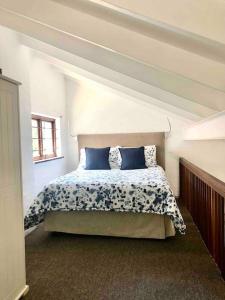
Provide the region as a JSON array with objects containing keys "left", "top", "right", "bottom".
[{"left": 15, "top": 285, "right": 29, "bottom": 300}]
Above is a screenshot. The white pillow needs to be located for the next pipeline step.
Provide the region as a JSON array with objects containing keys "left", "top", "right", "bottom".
[
  {"left": 144, "top": 145, "right": 157, "bottom": 167},
  {"left": 109, "top": 146, "right": 122, "bottom": 169},
  {"left": 77, "top": 148, "right": 86, "bottom": 170},
  {"left": 77, "top": 146, "right": 121, "bottom": 170}
]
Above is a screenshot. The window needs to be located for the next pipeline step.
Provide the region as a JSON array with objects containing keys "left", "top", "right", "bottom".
[{"left": 32, "top": 114, "right": 60, "bottom": 161}]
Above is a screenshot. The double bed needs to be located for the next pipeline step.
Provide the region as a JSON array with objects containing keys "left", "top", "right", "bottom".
[{"left": 25, "top": 132, "right": 185, "bottom": 239}]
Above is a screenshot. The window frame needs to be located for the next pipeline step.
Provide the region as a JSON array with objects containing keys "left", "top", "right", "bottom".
[{"left": 32, "top": 114, "right": 57, "bottom": 162}]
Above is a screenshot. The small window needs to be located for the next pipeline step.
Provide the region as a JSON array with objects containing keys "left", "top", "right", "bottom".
[{"left": 32, "top": 114, "right": 59, "bottom": 161}]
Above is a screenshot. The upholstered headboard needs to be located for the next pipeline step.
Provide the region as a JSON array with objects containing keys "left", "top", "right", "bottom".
[{"left": 77, "top": 132, "right": 165, "bottom": 169}]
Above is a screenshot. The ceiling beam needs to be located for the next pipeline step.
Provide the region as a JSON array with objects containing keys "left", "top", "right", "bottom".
[
  {"left": 54, "top": 0, "right": 225, "bottom": 64},
  {"left": 103, "top": 0, "right": 225, "bottom": 45},
  {"left": 22, "top": 35, "right": 215, "bottom": 120},
  {"left": 0, "top": 0, "right": 225, "bottom": 94},
  {"left": 0, "top": 0, "right": 224, "bottom": 116}
]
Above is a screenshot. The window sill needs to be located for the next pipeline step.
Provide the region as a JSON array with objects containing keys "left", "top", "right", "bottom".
[{"left": 33, "top": 156, "right": 64, "bottom": 164}]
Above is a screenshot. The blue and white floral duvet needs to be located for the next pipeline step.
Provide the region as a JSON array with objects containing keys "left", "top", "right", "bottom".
[{"left": 24, "top": 166, "right": 186, "bottom": 234}]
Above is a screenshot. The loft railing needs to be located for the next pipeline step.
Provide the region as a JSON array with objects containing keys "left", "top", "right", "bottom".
[{"left": 180, "top": 158, "right": 225, "bottom": 279}]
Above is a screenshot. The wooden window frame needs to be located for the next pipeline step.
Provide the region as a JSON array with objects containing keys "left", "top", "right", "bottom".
[{"left": 32, "top": 114, "right": 57, "bottom": 161}]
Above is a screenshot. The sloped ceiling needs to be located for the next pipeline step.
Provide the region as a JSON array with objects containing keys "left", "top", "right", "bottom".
[
  {"left": 0, "top": 0, "right": 224, "bottom": 119},
  {"left": 21, "top": 35, "right": 215, "bottom": 121},
  {"left": 54, "top": 0, "right": 225, "bottom": 64},
  {"left": 103, "top": 0, "right": 225, "bottom": 45}
]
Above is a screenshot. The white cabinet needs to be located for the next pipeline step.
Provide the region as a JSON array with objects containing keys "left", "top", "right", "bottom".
[{"left": 0, "top": 76, "right": 28, "bottom": 300}]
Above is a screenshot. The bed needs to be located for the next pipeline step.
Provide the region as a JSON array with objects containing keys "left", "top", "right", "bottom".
[{"left": 25, "top": 133, "right": 185, "bottom": 239}]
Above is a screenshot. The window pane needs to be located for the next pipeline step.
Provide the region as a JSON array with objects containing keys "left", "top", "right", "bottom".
[
  {"left": 42, "top": 121, "right": 52, "bottom": 129},
  {"left": 32, "top": 139, "right": 39, "bottom": 151},
  {"left": 42, "top": 120, "right": 54, "bottom": 156},
  {"left": 32, "top": 150, "right": 39, "bottom": 158},
  {"left": 32, "top": 119, "right": 38, "bottom": 127},
  {"left": 32, "top": 118, "right": 40, "bottom": 157},
  {"left": 43, "top": 128, "right": 52, "bottom": 139},
  {"left": 32, "top": 127, "right": 38, "bottom": 139},
  {"left": 43, "top": 139, "right": 53, "bottom": 155},
  {"left": 31, "top": 115, "right": 58, "bottom": 160}
]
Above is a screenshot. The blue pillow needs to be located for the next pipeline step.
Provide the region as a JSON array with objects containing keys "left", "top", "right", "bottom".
[
  {"left": 85, "top": 147, "right": 111, "bottom": 170},
  {"left": 119, "top": 147, "right": 147, "bottom": 170}
]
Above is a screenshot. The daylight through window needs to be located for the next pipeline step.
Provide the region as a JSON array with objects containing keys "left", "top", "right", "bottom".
[{"left": 32, "top": 114, "right": 59, "bottom": 161}]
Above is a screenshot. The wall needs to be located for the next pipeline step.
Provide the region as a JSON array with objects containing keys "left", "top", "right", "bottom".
[
  {"left": 177, "top": 140, "right": 225, "bottom": 184},
  {"left": 30, "top": 55, "right": 69, "bottom": 196},
  {"left": 66, "top": 78, "right": 191, "bottom": 196},
  {"left": 185, "top": 112, "right": 225, "bottom": 140},
  {"left": 0, "top": 25, "right": 69, "bottom": 211},
  {"left": 0, "top": 25, "right": 34, "bottom": 211},
  {"left": 66, "top": 78, "right": 225, "bottom": 197}
]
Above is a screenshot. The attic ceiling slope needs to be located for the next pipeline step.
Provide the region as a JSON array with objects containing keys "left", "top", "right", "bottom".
[
  {"left": 0, "top": 0, "right": 224, "bottom": 116},
  {"left": 22, "top": 35, "right": 215, "bottom": 121},
  {"left": 104, "top": 0, "right": 225, "bottom": 45},
  {"left": 54, "top": 0, "right": 225, "bottom": 64},
  {"left": 1, "top": 0, "right": 225, "bottom": 93}
]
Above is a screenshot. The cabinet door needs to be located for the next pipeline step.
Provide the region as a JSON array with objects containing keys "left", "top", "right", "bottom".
[{"left": 0, "top": 79, "right": 26, "bottom": 300}]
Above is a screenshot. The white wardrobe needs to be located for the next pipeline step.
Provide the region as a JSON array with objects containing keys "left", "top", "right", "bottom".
[{"left": 0, "top": 75, "right": 28, "bottom": 300}]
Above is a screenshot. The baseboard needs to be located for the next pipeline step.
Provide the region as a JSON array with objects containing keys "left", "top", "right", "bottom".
[{"left": 15, "top": 285, "right": 29, "bottom": 300}]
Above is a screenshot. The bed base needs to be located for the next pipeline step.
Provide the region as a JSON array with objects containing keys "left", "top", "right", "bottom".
[{"left": 44, "top": 211, "right": 175, "bottom": 239}]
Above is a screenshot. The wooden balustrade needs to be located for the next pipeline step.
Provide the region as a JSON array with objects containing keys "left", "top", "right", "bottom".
[{"left": 180, "top": 158, "right": 225, "bottom": 279}]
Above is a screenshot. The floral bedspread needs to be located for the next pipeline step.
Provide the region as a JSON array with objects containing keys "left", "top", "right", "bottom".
[{"left": 24, "top": 166, "right": 186, "bottom": 234}]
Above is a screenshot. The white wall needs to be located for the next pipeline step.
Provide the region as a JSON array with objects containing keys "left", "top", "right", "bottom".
[
  {"left": 66, "top": 78, "right": 225, "bottom": 196},
  {"left": 177, "top": 140, "right": 225, "bottom": 184},
  {"left": 185, "top": 112, "right": 225, "bottom": 140},
  {"left": 29, "top": 55, "right": 69, "bottom": 195},
  {"left": 66, "top": 78, "right": 191, "bottom": 196},
  {"left": 0, "top": 25, "right": 70, "bottom": 211}
]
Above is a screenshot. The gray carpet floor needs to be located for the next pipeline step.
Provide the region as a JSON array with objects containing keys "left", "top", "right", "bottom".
[{"left": 24, "top": 207, "right": 225, "bottom": 300}]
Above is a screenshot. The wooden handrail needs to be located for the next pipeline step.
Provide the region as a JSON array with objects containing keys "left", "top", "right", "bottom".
[{"left": 180, "top": 158, "right": 225, "bottom": 199}]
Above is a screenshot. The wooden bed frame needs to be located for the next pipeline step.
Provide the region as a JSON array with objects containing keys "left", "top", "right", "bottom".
[{"left": 44, "top": 132, "right": 175, "bottom": 239}]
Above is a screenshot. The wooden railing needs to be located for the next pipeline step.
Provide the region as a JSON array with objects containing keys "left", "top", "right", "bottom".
[{"left": 180, "top": 158, "right": 225, "bottom": 279}]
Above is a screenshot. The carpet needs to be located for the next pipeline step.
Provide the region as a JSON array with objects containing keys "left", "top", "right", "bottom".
[{"left": 24, "top": 207, "right": 225, "bottom": 300}]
